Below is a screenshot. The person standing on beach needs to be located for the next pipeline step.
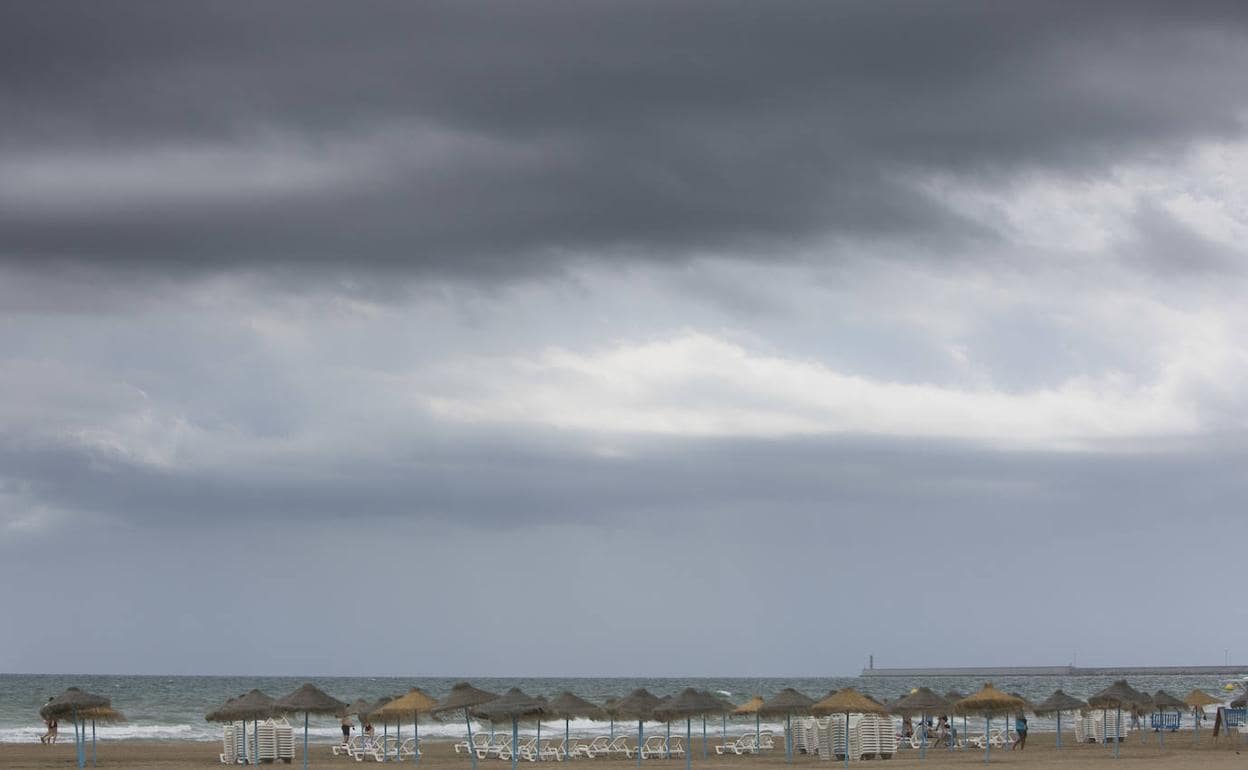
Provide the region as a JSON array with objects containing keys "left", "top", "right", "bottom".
[
  {"left": 1011, "top": 712, "right": 1027, "bottom": 751},
  {"left": 340, "top": 714, "right": 353, "bottom": 746}
]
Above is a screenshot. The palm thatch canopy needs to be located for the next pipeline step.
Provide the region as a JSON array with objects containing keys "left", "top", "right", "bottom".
[
  {"left": 546, "top": 692, "right": 604, "bottom": 720},
  {"left": 475, "top": 688, "right": 548, "bottom": 721},
  {"left": 811, "top": 688, "right": 888, "bottom": 716},
  {"left": 79, "top": 706, "right": 127, "bottom": 724},
  {"left": 733, "top": 696, "right": 765, "bottom": 716},
  {"left": 952, "top": 683, "right": 1025, "bottom": 716},
  {"left": 205, "top": 696, "right": 241, "bottom": 724},
  {"left": 759, "top": 688, "right": 816, "bottom": 717},
  {"left": 211, "top": 689, "right": 276, "bottom": 722},
  {"left": 41, "top": 688, "right": 111, "bottom": 720},
  {"left": 1151, "top": 691, "right": 1186, "bottom": 711},
  {"left": 1033, "top": 690, "right": 1087, "bottom": 716},
  {"left": 657, "top": 688, "right": 730, "bottom": 719},
  {"left": 1185, "top": 690, "right": 1222, "bottom": 708},
  {"left": 274, "top": 683, "right": 347, "bottom": 716},
  {"left": 372, "top": 688, "right": 439, "bottom": 719},
  {"left": 609, "top": 689, "right": 662, "bottom": 719},
  {"left": 890, "top": 687, "right": 949, "bottom": 715},
  {"left": 1009, "top": 692, "right": 1035, "bottom": 712},
  {"left": 434, "top": 682, "right": 500, "bottom": 714},
  {"left": 344, "top": 698, "right": 375, "bottom": 718},
  {"left": 1086, "top": 680, "right": 1147, "bottom": 710}
]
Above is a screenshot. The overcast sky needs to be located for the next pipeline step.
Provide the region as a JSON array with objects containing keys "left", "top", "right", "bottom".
[{"left": 3, "top": 1, "right": 1248, "bottom": 677}]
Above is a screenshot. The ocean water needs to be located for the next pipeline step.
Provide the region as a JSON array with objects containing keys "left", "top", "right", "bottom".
[{"left": 0, "top": 673, "right": 1239, "bottom": 744}]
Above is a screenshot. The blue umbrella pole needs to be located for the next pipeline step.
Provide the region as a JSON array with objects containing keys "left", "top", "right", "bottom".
[
  {"left": 636, "top": 720, "right": 643, "bottom": 768},
  {"left": 415, "top": 713, "right": 421, "bottom": 765},
  {"left": 397, "top": 716, "right": 402, "bottom": 762},
  {"left": 983, "top": 716, "right": 989, "bottom": 764},
  {"left": 685, "top": 719, "right": 692, "bottom": 770},
  {"left": 303, "top": 713, "right": 310, "bottom": 770},
  {"left": 566, "top": 718, "right": 571, "bottom": 761},
  {"left": 466, "top": 714, "right": 478, "bottom": 770},
  {"left": 701, "top": 715, "right": 707, "bottom": 759},
  {"left": 537, "top": 720, "right": 542, "bottom": 763},
  {"left": 74, "top": 706, "right": 83, "bottom": 769},
  {"left": 610, "top": 718, "right": 614, "bottom": 742},
  {"left": 1115, "top": 707, "right": 1120, "bottom": 759},
  {"left": 666, "top": 722, "right": 671, "bottom": 759},
  {"left": 1160, "top": 712, "right": 1165, "bottom": 749},
  {"left": 842, "top": 712, "right": 849, "bottom": 769},
  {"left": 1056, "top": 713, "right": 1062, "bottom": 749},
  {"left": 511, "top": 719, "right": 519, "bottom": 770},
  {"left": 920, "top": 711, "right": 927, "bottom": 760},
  {"left": 91, "top": 718, "right": 97, "bottom": 767},
  {"left": 755, "top": 713, "right": 760, "bottom": 752}
]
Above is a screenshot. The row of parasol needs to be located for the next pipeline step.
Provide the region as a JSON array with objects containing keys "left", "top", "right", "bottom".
[{"left": 44, "top": 678, "right": 1229, "bottom": 770}]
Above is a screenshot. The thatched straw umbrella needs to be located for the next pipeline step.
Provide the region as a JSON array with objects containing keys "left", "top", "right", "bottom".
[
  {"left": 938, "top": 691, "right": 967, "bottom": 747},
  {"left": 1087, "top": 680, "right": 1146, "bottom": 759},
  {"left": 367, "top": 695, "right": 405, "bottom": 759},
  {"left": 434, "top": 682, "right": 500, "bottom": 770},
  {"left": 1150, "top": 691, "right": 1186, "bottom": 749},
  {"left": 611, "top": 689, "right": 662, "bottom": 768},
  {"left": 601, "top": 697, "right": 620, "bottom": 742},
  {"left": 892, "top": 688, "right": 949, "bottom": 759},
  {"left": 695, "top": 691, "right": 734, "bottom": 760},
  {"left": 476, "top": 689, "right": 548, "bottom": 770},
  {"left": 42, "top": 687, "right": 111, "bottom": 769},
  {"left": 1185, "top": 690, "right": 1220, "bottom": 738},
  {"left": 811, "top": 689, "right": 888, "bottom": 769},
  {"left": 952, "top": 684, "right": 1025, "bottom": 764},
  {"left": 733, "top": 696, "right": 765, "bottom": 752},
  {"left": 546, "top": 692, "right": 604, "bottom": 761},
  {"left": 206, "top": 689, "right": 275, "bottom": 765},
  {"left": 655, "top": 689, "right": 729, "bottom": 770},
  {"left": 373, "top": 688, "right": 438, "bottom": 764},
  {"left": 760, "top": 688, "right": 815, "bottom": 764},
  {"left": 1033, "top": 690, "right": 1086, "bottom": 749},
  {"left": 274, "top": 683, "right": 347, "bottom": 770}
]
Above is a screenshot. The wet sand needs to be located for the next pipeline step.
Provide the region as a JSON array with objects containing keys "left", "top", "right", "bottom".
[{"left": 3, "top": 733, "right": 1246, "bottom": 769}]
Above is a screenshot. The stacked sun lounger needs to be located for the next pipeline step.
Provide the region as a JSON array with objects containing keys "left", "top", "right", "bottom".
[
  {"left": 255, "top": 720, "right": 276, "bottom": 762},
  {"left": 274, "top": 717, "right": 294, "bottom": 761},
  {"left": 220, "top": 724, "right": 236, "bottom": 764},
  {"left": 1075, "top": 712, "right": 1127, "bottom": 743},
  {"left": 855, "top": 714, "right": 896, "bottom": 759},
  {"left": 791, "top": 718, "right": 812, "bottom": 754}
]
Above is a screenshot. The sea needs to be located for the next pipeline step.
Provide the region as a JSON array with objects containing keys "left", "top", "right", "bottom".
[{"left": 1, "top": 673, "right": 1240, "bottom": 744}]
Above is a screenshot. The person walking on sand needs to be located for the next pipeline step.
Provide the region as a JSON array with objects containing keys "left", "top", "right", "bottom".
[
  {"left": 40, "top": 699, "right": 58, "bottom": 745},
  {"left": 340, "top": 714, "right": 353, "bottom": 746},
  {"left": 1011, "top": 712, "right": 1027, "bottom": 751}
]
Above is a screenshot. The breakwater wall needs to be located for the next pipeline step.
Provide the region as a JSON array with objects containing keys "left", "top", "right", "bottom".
[{"left": 860, "top": 665, "right": 1248, "bottom": 677}]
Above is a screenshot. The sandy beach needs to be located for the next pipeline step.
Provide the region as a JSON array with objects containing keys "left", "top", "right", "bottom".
[{"left": 4, "top": 734, "right": 1248, "bottom": 770}]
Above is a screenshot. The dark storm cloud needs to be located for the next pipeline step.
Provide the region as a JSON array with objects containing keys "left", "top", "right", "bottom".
[
  {"left": 3, "top": 1, "right": 1248, "bottom": 278},
  {"left": 4, "top": 428, "right": 1246, "bottom": 532}
]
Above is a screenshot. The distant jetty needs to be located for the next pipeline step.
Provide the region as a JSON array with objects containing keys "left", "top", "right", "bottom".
[{"left": 861, "top": 665, "right": 1248, "bottom": 677}]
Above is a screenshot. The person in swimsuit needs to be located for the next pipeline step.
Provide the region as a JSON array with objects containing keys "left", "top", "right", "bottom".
[{"left": 40, "top": 698, "right": 57, "bottom": 745}]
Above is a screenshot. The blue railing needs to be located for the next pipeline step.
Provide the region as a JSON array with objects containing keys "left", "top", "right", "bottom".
[
  {"left": 1149, "top": 713, "right": 1181, "bottom": 731},
  {"left": 1223, "top": 708, "right": 1246, "bottom": 728}
]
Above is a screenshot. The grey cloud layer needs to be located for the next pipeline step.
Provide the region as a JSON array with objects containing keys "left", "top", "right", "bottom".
[{"left": 4, "top": 2, "right": 1248, "bottom": 277}]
